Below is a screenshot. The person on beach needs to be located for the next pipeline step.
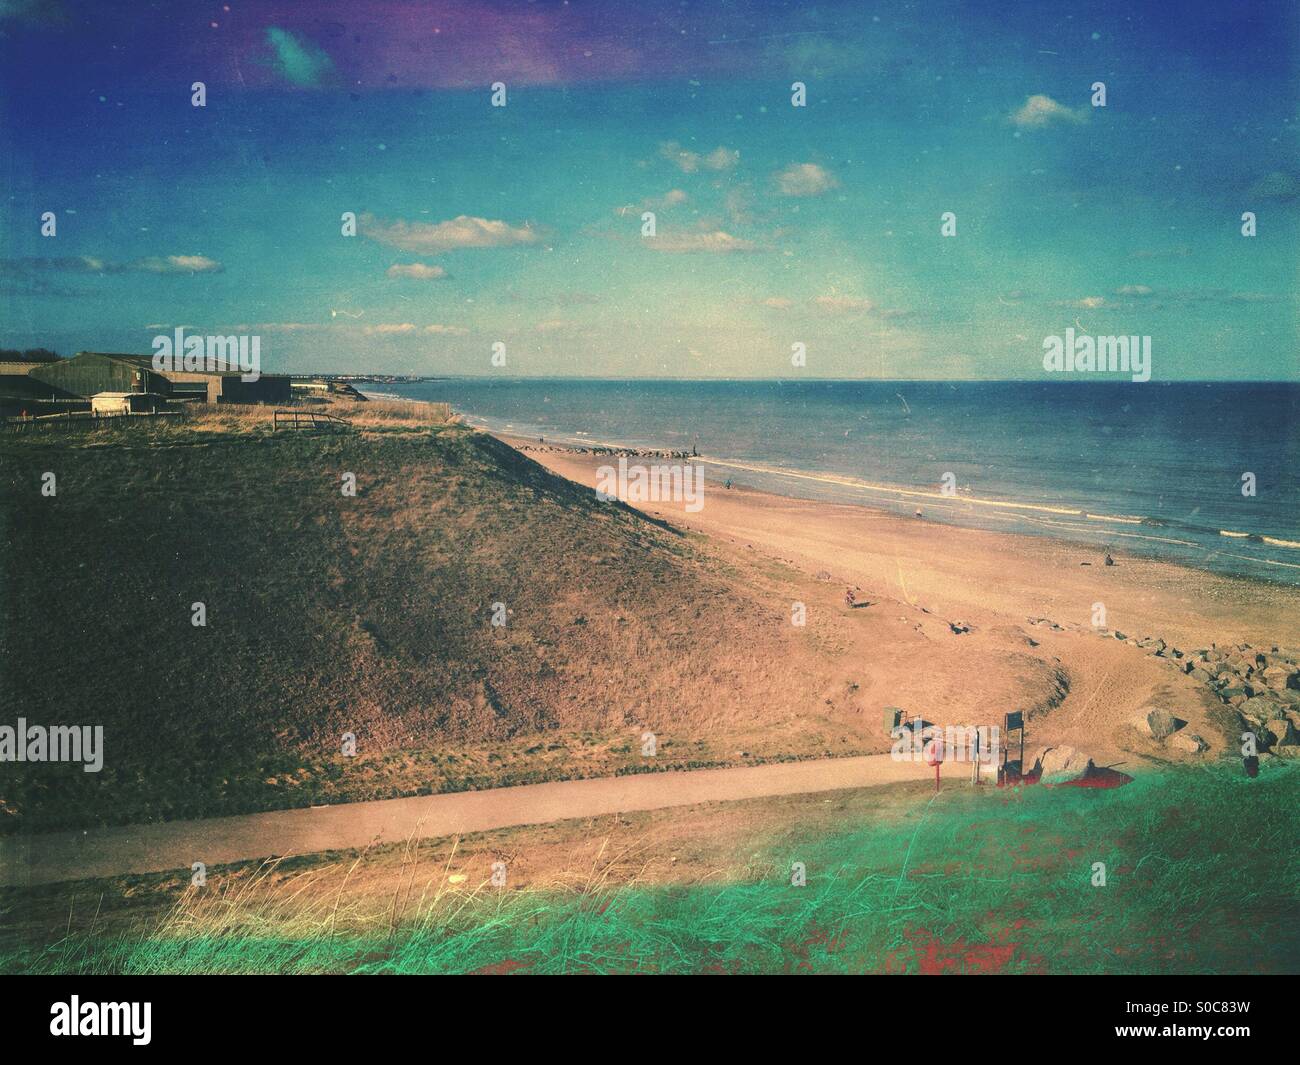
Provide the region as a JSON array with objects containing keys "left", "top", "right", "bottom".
[{"left": 845, "top": 588, "right": 856, "bottom": 608}]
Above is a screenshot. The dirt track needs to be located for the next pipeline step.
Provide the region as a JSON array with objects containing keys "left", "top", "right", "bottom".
[{"left": 0, "top": 754, "right": 975, "bottom": 887}]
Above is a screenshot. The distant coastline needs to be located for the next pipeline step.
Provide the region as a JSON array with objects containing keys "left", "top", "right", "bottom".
[{"left": 375, "top": 379, "right": 1300, "bottom": 586}]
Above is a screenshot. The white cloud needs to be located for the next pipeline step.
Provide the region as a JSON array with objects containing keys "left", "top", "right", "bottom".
[
  {"left": 760, "top": 297, "right": 794, "bottom": 309},
  {"left": 363, "top": 323, "right": 418, "bottom": 335},
  {"left": 361, "top": 214, "right": 539, "bottom": 254},
  {"left": 250, "top": 321, "right": 469, "bottom": 336},
  {"left": 615, "top": 189, "right": 689, "bottom": 216},
  {"left": 1009, "top": 94, "right": 1087, "bottom": 128},
  {"left": 659, "top": 141, "right": 740, "bottom": 173},
  {"left": 1115, "top": 285, "right": 1153, "bottom": 297},
  {"left": 703, "top": 147, "right": 739, "bottom": 170},
  {"left": 135, "top": 254, "right": 223, "bottom": 274},
  {"left": 252, "top": 322, "right": 330, "bottom": 332},
  {"left": 386, "top": 263, "right": 448, "bottom": 280},
  {"left": 774, "top": 162, "right": 838, "bottom": 197},
  {"left": 4, "top": 253, "right": 223, "bottom": 275}
]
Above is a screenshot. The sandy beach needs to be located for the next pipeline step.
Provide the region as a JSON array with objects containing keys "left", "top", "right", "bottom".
[{"left": 500, "top": 433, "right": 1300, "bottom": 772}]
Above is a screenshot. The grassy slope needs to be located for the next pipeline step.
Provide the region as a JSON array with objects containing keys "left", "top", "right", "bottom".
[
  {"left": 3, "top": 764, "right": 1296, "bottom": 974},
  {"left": 0, "top": 417, "right": 836, "bottom": 831}
]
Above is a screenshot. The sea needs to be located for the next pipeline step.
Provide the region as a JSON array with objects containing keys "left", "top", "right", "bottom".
[{"left": 375, "top": 379, "right": 1300, "bottom": 587}]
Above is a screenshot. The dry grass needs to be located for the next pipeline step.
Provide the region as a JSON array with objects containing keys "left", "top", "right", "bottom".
[
  {"left": 182, "top": 403, "right": 275, "bottom": 434},
  {"left": 177, "top": 396, "right": 455, "bottom": 436},
  {"left": 347, "top": 399, "right": 452, "bottom": 426},
  {"left": 0, "top": 424, "right": 859, "bottom": 832}
]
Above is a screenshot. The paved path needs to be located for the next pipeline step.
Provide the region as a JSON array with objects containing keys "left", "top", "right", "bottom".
[{"left": 0, "top": 755, "right": 987, "bottom": 887}]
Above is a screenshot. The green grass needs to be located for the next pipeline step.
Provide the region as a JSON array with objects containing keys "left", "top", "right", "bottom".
[{"left": 5, "top": 764, "right": 1296, "bottom": 974}]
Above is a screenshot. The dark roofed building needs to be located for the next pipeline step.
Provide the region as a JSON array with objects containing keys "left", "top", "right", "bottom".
[
  {"left": 162, "top": 369, "right": 292, "bottom": 405},
  {"left": 28, "top": 352, "right": 172, "bottom": 399},
  {"left": 26, "top": 351, "right": 291, "bottom": 405}
]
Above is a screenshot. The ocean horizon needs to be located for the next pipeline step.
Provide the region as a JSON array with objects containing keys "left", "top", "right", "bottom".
[{"left": 380, "top": 378, "right": 1300, "bottom": 586}]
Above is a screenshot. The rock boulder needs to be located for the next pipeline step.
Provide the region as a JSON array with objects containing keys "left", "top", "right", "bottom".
[
  {"left": 1032, "top": 745, "right": 1093, "bottom": 784},
  {"left": 1169, "top": 732, "right": 1208, "bottom": 754}
]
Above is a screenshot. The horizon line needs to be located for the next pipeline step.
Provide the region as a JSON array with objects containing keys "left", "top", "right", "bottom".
[{"left": 346, "top": 375, "right": 1300, "bottom": 385}]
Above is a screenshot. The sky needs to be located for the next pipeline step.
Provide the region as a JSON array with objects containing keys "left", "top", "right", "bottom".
[{"left": 1, "top": 0, "right": 1297, "bottom": 379}]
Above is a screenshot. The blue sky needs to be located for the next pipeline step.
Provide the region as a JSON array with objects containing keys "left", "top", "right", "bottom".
[{"left": 1, "top": 0, "right": 1296, "bottom": 378}]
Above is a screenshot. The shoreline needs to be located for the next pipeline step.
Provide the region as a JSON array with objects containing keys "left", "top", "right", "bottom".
[
  {"left": 500, "top": 431, "right": 1300, "bottom": 595},
  {"left": 463, "top": 406, "right": 1300, "bottom": 586},
  {"left": 496, "top": 428, "right": 1300, "bottom": 765},
  {"left": 496, "top": 426, "right": 1300, "bottom": 643}
]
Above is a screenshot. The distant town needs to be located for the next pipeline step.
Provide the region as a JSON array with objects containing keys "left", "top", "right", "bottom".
[{"left": 0, "top": 347, "right": 439, "bottom": 419}]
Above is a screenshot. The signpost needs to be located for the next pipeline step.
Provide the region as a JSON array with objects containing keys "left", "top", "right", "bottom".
[
  {"left": 1001, "top": 710, "right": 1026, "bottom": 785},
  {"left": 925, "top": 730, "right": 945, "bottom": 791}
]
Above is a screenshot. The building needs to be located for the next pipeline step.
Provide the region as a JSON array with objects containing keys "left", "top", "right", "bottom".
[
  {"left": 0, "top": 362, "right": 40, "bottom": 400},
  {"left": 90, "top": 392, "right": 167, "bottom": 415},
  {"left": 26, "top": 352, "right": 291, "bottom": 406},
  {"left": 162, "top": 368, "right": 293, "bottom": 405},
  {"left": 28, "top": 353, "right": 173, "bottom": 399},
  {"left": 0, "top": 360, "right": 86, "bottom": 417},
  {"left": 0, "top": 360, "right": 52, "bottom": 377}
]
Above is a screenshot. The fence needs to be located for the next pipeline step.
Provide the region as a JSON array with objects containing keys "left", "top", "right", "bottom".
[
  {"left": 3, "top": 409, "right": 185, "bottom": 434},
  {"left": 272, "top": 409, "right": 352, "bottom": 433}
]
